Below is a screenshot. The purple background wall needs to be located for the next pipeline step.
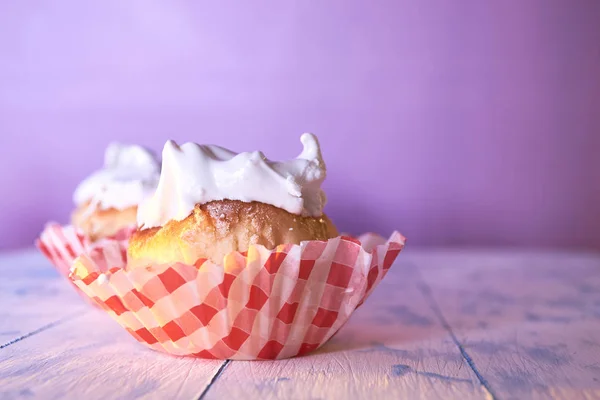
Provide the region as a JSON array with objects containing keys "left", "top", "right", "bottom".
[{"left": 1, "top": 1, "right": 599, "bottom": 250}]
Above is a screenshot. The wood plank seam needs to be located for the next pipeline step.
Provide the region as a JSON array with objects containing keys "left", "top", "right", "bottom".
[
  {"left": 196, "top": 359, "right": 231, "bottom": 400},
  {"left": 413, "top": 263, "right": 499, "bottom": 400},
  {"left": 0, "top": 309, "right": 88, "bottom": 350}
]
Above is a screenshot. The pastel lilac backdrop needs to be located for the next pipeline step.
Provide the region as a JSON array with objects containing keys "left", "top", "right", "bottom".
[{"left": 1, "top": 1, "right": 599, "bottom": 250}]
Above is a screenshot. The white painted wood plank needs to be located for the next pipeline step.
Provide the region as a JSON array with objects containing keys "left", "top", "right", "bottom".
[
  {"left": 0, "top": 250, "right": 87, "bottom": 345},
  {"left": 205, "top": 250, "right": 489, "bottom": 400},
  {"left": 415, "top": 250, "right": 600, "bottom": 400},
  {"left": 4, "top": 247, "right": 598, "bottom": 399},
  {"left": 0, "top": 309, "right": 225, "bottom": 400},
  {"left": 0, "top": 249, "right": 226, "bottom": 399},
  {"left": 0, "top": 249, "right": 51, "bottom": 276}
]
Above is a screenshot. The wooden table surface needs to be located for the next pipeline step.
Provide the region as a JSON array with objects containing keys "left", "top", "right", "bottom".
[{"left": 0, "top": 247, "right": 599, "bottom": 400}]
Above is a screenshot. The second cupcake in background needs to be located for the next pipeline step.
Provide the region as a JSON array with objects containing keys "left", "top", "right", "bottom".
[
  {"left": 71, "top": 143, "right": 161, "bottom": 241},
  {"left": 37, "top": 143, "right": 160, "bottom": 286}
]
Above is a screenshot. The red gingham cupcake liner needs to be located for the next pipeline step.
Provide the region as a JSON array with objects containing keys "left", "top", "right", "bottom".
[
  {"left": 70, "top": 232, "right": 406, "bottom": 360},
  {"left": 36, "top": 223, "right": 135, "bottom": 303}
]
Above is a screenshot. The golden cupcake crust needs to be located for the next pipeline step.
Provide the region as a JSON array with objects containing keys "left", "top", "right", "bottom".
[
  {"left": 71, "top": 201, "right": 137, "bottom": 241},
  {"left": 128, "top": 199, "right": 338, "bottom": 267}
]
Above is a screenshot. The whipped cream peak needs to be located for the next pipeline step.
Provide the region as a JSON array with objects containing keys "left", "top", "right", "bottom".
[
  {"left": 73, "top": 143, "right": 160, "bottom": 211},
  {"left": 137, "top": 133, "right": 328, "bottom": 229}
]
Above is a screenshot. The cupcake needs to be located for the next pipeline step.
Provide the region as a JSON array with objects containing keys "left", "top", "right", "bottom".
[
  {"left": 70, "top": 134, "right": 406, "bottom": 359},
  {"left": 128, "top": 134, "right": 338, "bottom": 268},
  {"left": 71, "top": 143, "right": 160, "bottom": 240},
  {"left": 37, "top": 143, "right": 160, "bottom": 287}
]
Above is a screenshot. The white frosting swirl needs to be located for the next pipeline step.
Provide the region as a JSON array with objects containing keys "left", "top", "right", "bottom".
[
  {"left": 73, "top": 143, "right": 160, "bottom": 211},
  {"left": 137, "top": 133, "right": 327, "bottom": 229}
]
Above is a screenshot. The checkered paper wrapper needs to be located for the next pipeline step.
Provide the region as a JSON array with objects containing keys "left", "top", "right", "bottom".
[
  {"left": 36, "top": 223, "right": 135, "bottom": 303},
  {"left": 70, "top": 232, "right": 406, "bottom": 360}
]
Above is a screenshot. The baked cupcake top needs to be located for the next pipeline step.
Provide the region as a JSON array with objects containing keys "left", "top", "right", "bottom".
[
  {"left": 73, "top": 143, "right": 160, "bottom": 212},
  {"left": 137, "top": 133, "right": 327, "bottom": 229}
]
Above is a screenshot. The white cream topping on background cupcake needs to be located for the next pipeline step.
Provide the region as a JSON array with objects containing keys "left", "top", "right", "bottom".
[
  {"left": 137, "top": 133, "right": 327, "bottom": 229},
  {"left": 73, "top": 143, "right": 160, "bottom": 211}
]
